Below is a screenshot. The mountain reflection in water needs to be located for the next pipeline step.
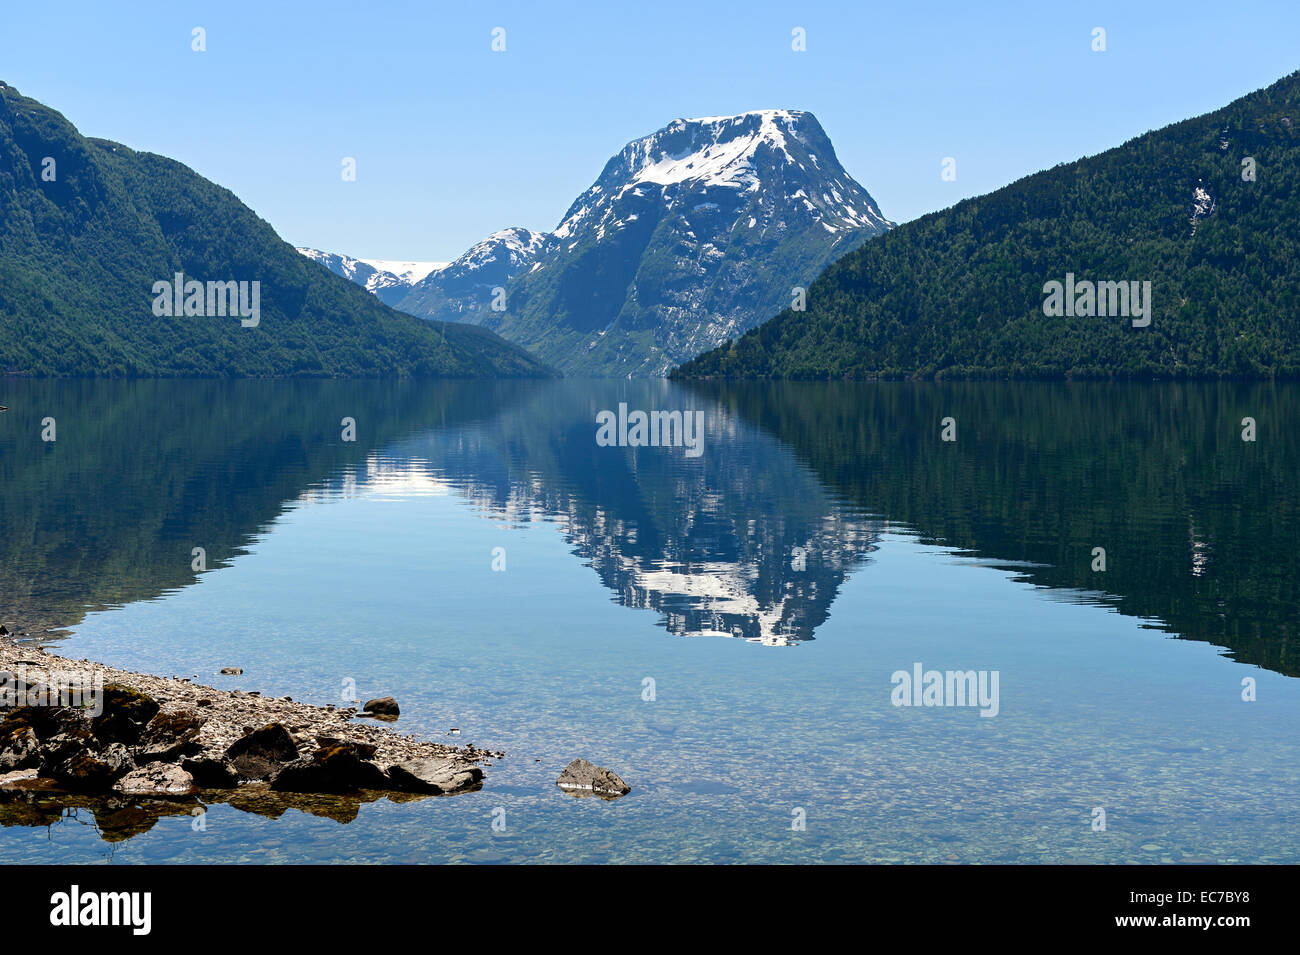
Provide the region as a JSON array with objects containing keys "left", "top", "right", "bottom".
[{"left": 0, "top": 379, "right": 1295, "bottom": 671}]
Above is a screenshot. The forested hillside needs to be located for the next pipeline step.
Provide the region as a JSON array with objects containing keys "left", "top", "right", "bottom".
[
  {"left": 0, "top": 82, "right": 553, "bottom": 378},
  {"left": 676, "top": 72, "right": 1300, "bottom": 380}
]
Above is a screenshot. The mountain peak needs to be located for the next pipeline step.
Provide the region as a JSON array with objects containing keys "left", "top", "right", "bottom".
[
  {"left": 463, "top": 227, "right": 549, "bottom": 265},
  {"left": 555, "top": 108, "right": 885, "bottom": 242},
  {"left": 619, "top": 109, "right": 814, "bottom": 189},
  {"left": 398, "top": 108, "right": 893, "bottom": 375}
]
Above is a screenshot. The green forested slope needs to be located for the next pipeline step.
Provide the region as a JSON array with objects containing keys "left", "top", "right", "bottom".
[
  {"left": 0, "top": 82, "right": 553, "bottom": 378},
  {"left": 676, "top": 72, "right": 1300, "bottom": 380}
]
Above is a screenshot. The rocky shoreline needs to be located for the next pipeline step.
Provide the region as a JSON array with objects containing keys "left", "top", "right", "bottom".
[{"left": 0, "top": 637, "right": 500, "bottom": 810}]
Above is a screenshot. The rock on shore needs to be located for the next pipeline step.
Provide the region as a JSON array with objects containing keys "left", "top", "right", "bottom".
[
  {"left": 360, "top": 696, "right": 400, "bottom": 720},
  {"left": 0, "top": 638, "right": 498, "bottom": 805},
  {"left": 556, "top": 758, "right": 631, "bottom": 798}
]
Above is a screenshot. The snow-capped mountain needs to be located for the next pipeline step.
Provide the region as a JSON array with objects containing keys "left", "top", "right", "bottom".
[
  {"left": 360, "top": 258, "right": 445, "bottom": 285},
  {"left": 296, "top": 248, "right": 446, "bottom": 307},
  {"left": 398, "top": 228, "right": 550, "bottom": 322},
  {"left": 397, "top": 109, "right": 892, "bottom": 375},
  {"left": 553, "top": 109, "right": 889, "bottom": 242}
]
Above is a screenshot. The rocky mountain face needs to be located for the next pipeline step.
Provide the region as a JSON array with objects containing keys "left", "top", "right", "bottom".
[{"left": 394, "top": 110, "right": 892, "bottom": 376}]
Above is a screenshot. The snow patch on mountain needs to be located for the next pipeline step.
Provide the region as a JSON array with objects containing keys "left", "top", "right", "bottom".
[
  {"left": 358, "top": 259, "right": 446, "bottom": 285},
  {"left": 453, "top": 228, "right": 550, "bottom": 271},
  {"left": 296, "top": 248, "right": 446, "bottom": 306},
  {"left": 625, "top": 111, "right": 796, "bottom": 189}
]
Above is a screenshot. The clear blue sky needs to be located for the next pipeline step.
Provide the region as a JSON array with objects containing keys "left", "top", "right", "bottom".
[{"left": 2, "top": 1, "right": 1296, "bottom": 261}]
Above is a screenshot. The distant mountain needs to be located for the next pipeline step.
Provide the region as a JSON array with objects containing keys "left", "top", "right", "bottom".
[
  {"left": 398, "top": 228, "right": 548, "bottom": 322},
  {"left": 296, "top": 248, "right": 445, "bottom": 307},
  {"left": 0, "top": 81, "right": 552, "bottom": 378},
  {"left": 397, "top": 110, "right": 892, "bottom": 376},
  {"left": 676, "top": 72, "right": 1300, "bottom": 380}
]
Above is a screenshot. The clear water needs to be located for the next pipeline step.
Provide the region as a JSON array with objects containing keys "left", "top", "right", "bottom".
[{"left": 1, "top": 379, "right": 1297, "bottom": 863}]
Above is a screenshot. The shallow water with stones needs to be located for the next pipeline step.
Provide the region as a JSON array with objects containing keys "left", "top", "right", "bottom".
[{"left": 1, "top": 378, "right": 1296, "bottom": 863}]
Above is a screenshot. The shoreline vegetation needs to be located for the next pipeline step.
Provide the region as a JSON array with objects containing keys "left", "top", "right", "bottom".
[{"left": 0, "top": 633, "right": 498, "bottom": 838}]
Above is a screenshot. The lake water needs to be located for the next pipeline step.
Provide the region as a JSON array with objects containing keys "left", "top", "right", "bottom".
[{"left": 1, "top": 379, "right": 1297, "bottom": 864}]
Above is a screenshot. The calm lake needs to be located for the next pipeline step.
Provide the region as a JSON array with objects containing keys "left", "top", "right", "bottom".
[{"left": 1, "top": 379, "right": 1297, "bottom": 864}]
